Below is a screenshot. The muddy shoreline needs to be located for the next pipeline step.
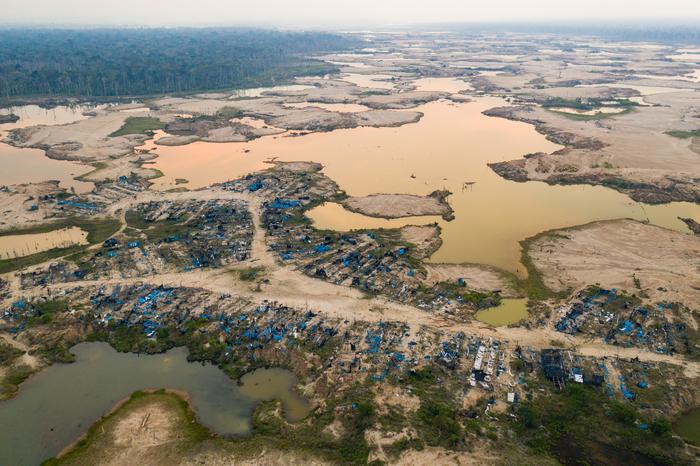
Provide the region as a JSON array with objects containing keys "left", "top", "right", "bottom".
[{"left": 484, "top": 106, "right": 700, "bottom": 204}]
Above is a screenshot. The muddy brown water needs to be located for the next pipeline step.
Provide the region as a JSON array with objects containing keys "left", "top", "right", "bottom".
[
  {"left": 0, "top": 104, "right": 100, "bottom": 193},
  {"left": 0, "top": 142, "right": 93, "bottom": 194},
  {"left": 148, "top": 92, "right": 700, "bottom": 276},
  {"left": 0, "top": 226, "right": 88, "bottom": 259},
  {"left": 475, "top": 298, "right": 529, "bottom": 326},
  {"left": 0, "top": 342, "right": 309, "bottom": 465}
]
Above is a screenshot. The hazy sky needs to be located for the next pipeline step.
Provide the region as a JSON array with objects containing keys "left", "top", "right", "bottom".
[{"left": 3, "top": 0, "right": 700, "bottom": 26}]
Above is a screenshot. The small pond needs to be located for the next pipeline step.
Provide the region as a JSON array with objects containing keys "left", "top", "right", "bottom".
[{"left": 0, "top": 342, "right": 309, "bottom": 465}]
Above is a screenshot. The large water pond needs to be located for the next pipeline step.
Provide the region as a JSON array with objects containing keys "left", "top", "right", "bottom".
[
  {"left": 153, "top": 94, "right": 700, "bottom": 276},
  {"left": 148, "top": 92, "right": 700, "bottom": 276},
  {"left": 0, "top": 342, "right": 309, "bottom": 465},
  {"left": 0, "top": 104, "right": 100, "bottom": 193}
]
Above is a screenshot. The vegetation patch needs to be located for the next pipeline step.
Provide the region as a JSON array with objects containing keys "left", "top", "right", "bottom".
[
  {"left": 665, "top": 129, "right": 700, "bottom": 139},
  {"left": 125, "top": 209, "right": 196, "bottom": 241},
  {"left": 31, "top": 341, "right": 76, "bottom": 364},
  {"left": 514, "top": 383, "right": 685, "bottom": 466},
  {"left": 542, "top": 97, "right": 636, "bottom": 121},
  {"left": 234, "top": 266, "right": 266, "bottom": 282},
  {"left": 518, "top": 231, "right": 571, "bottom": 300},
  {"left": 109, "top": 116, "right": 164, "bottom": 137},
  {"left": 0, "top": 342, "right": 24, "bottom": 366},
  {"left": 0, "top": 364, "right": 34, "bottom": 400},
  {"left": 542, "top": 97, "right": 637, "bottom": 110},
  {"left": 216, "top": 106, "right": 245, "bottom": 119},
  {"left": 400, "top": 366, "right": 465, "bottom": 449},
  {"left": 24, "top": 299, "right": 70, "bottom": 326}
]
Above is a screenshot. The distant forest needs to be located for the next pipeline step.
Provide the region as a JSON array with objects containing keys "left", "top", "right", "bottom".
[
  {"left": 438, "top": 22, "right": 700, "bottom": 44},
  {"left": 0, "top": 28, "right": 360, "bottom": 99}
]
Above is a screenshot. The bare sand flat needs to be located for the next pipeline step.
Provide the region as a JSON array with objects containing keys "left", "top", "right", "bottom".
[
  {"left": 342, "top": 192, "right": 451, "bottom": 219},
  {"left": 423, "top": 263, "right": 518, "bottom": 297},
  {"left": 527, "top": 219, "right": 700, "bottom": 308}
]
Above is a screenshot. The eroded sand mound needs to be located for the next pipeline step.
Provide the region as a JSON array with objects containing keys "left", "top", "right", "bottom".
[
  {"left": 423, "top": 263, "right": 518, "bottom": 297},
  {"left": 342, "top": 191, "right": 453, "bottom": 220}
]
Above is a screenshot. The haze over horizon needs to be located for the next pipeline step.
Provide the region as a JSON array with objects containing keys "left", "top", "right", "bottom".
[{"left": 3, "top": 0, "right": 700, "bottom": 27}]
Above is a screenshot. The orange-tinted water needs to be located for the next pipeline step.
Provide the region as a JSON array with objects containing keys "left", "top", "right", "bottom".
[{"left": 148, "top": 93, "right": 700, "bottom": 275}]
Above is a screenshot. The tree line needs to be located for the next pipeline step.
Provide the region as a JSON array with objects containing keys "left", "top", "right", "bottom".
[{"left": 0, "top": 28, "right": 360, "bottom": 99}]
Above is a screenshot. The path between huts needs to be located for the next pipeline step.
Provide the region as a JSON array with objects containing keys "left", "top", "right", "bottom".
[{"left": 8, "top": 188, "right": 700, "bottom": 377}]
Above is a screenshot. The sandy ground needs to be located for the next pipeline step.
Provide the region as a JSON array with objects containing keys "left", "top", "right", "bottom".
[
  {"left": 79, "top": 152, "right": 162, "bottom": 183},
  {"left": 399, "top": 224, "right": 442, "bottom": 259},
  {"left": 485, "top": 88, "right": 700, "bottom": 204},
  {"left": 58, "top": 393, "right": 331, "bottom": 466},
  {"left": 342, "top": 193, "right": 450, "bottom": 219},
  {"left": 0, "top": 182, "right": 62, "bottom": 232},
  {"left": 526, "top": 219, "right": 700, "bottom": 309},
  {"left": 358, "top": 91, "right": 449, "bottom": 109},
  {"left": 423, "top": 263, "right": 518, "bottom": 297},
  {"left": 108, "top": 399, "right": 179, "bottom": 463},
  {"left": 374, "top": 384, "right": 421, "bottom": 412},
  {"left": 154, "top": 134, "right": 201, "bottom": 146},
  {"left": 203, "top": 125, "right": 283, "bottom": 143},
  {"left": 8, "top": 111, "right": 151, "bottom": 162},
  {"left": 158, "top": 117, "right": 286, "bottom": 144},
  {"left": 186, "top": 451, "right": 329, "bottom": 466}
]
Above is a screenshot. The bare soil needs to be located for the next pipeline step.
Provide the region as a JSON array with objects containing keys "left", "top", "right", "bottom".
[
  {"left": 526, "top": 219, "right": 700, "bottom": 309},
  {"left": 342, "top": 192, "right": 452, "bottom": 220}
]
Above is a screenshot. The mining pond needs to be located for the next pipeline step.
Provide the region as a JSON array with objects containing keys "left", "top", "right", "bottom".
[
  {"left": 0, "top": 342, "right": 309, "bottom": 465},
  {"left": 0, "top": 104, "right": 102, "bottom": 193},
  {"left": 148, "top": 91, "right": 700, "bottom": 276},
  {"left": 475, "top": 298, "right": 529, "bottom": 326},
  {"left": 0, "top": 226, "right": 88, "bottom": 259}
]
